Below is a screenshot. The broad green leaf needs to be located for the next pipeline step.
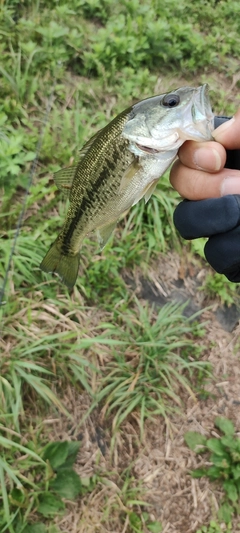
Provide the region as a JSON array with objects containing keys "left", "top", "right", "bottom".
[
  {"left": 191, "top": 468, "right": 207, "bottom": 478},
  {"left": 10, "top": 488, "right": 25, "bottom": 505},
  {"left": 233, "top": 464, "right": 240, "bottom": 481},
  {"left": 231, "top": 450, "right": 240, "bottom": 462},
  {"left": 235, "top": 479, "right": 240, "bottom": 493},
  {"left": 42, "top": 442, "right": 69, "bottom": 470},
  {"left": 24, "top": 151, "right": 36, "bottom": 161},
  {"left": 59, "top": 441, "right": 80, "bottom": 469},
  {"left": 218, "top": 502, "right": 234, "bottom": 523},
  {"left": 38, "top": 493, "right": 65, "bottom": 517},
  {"left": 210, "top": 453, "right": 231, "bottom": 469},
  {"left": 215, "top": 417, "right": 235, "bottom": 436},
  {"left": 184, "top": 432, "right": 207, "bottom": 453},
  {"left": 206, "top": 466, "right": 222, "bottom": 480},
  {"left": 129, "top": 512, "right": 142, "bottom": 529},
  {"left": 221, "top": 436, "right": 237, "bottom": 449},
  {"left": 223, "top": 481, "right": 238, "bottom": 502},
  {"left": 147, "top": 520, "right": 163, "bottom": 533},
  {"left": 50, "top": 468, "right": 82, "bottom": 499},
  {"left": 206, "top": 438, "right": 226, "bottom": 456},
  {"left": 235, "top": 439, "right": 240, "bottom": 453}
]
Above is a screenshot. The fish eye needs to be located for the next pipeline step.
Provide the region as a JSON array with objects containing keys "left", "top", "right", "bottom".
[{"left": 161, "top": 94, "right": 180, "bottom": 108}]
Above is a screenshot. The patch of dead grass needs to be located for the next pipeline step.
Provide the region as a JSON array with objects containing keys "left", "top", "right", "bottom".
[{"left": 34, "top": 252, "right": 240, "bottom": 533}]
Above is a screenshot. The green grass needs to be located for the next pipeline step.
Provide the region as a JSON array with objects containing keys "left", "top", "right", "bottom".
[
  {"left": 1, "top": 0, "right": 240, "bottom": 530},
  {"left": 185, "top": 417, "right": 240, "bottom": 525},
  {"left": 92, "top": 301, "right": 209, "bottom": 439},
  {"left": 196, "top": 521, "right": 235, "bottom": 533}
]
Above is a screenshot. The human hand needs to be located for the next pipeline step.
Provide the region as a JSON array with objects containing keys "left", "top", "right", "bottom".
[{"left": 170, "top": 111, "right": 240, "bottom": 282}]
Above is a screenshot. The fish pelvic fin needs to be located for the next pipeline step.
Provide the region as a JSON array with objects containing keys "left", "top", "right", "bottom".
[
  {"left": 40, "top": 240, "right": 80, "bottom": 289},
  {"left": 144, "top": 180, "right": 158, "bottom": 203},
  {"left": 97, "top": 220, "right": 118, "bottom": 250}
]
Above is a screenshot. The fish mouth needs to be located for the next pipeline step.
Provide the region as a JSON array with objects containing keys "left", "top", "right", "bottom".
[
  {"left": 135, "top": 143, "right": 160, "bottom": 154},
  {"left": 191, "top": 84, "right": 214, "bottom": 137},
  {"left": 126, "top": 131, "right": 181, "bottom": 154},
  {"left": 199, "top": 84, "right": 212, "bottom": 115},
  {"left": 176, "top": 84, "right": 214, "bottom": 142}
]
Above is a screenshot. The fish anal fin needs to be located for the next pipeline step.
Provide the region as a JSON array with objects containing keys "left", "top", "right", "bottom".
[
  {"left": 97, "top": 221, "right": 118, "bottom": 249},
  {"left": 54, "top": 166, "right": 77, "bottom": 197}
]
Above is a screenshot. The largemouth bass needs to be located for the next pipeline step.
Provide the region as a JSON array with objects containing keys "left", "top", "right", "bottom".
[{"left": 41, "top": 84, "right": 214, "bottom": 288}]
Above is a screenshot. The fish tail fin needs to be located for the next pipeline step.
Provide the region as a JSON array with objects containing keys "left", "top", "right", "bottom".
[{"left": 40, "top": 241, "right": 80, "bottom": 289}]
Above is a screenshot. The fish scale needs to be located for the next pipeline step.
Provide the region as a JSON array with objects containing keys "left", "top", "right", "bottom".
[
  {"left": 41, "top": 84, "right": 214, "bottom": 288},
  {"left": 64, "top": 131, "right": 134, "bottom": 244}
]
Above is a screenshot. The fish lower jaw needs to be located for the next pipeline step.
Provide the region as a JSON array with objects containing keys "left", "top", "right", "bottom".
[{"left": 127, "top": 137, "right": 182, "bottom": 157}]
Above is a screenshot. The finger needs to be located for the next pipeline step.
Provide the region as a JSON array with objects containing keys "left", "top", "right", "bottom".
[
  {"left": 170, "top": 159, "right": 240, "bottom": 200},
  {"left": 178, "top": 140, "right": 226, "bottom": 172},
  {"left": 213, "top": 108, "right": 240, "bottom": 149}
]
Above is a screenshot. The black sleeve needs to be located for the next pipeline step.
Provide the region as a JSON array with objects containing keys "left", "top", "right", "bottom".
[
  {"left": 173, "top": 195, "right": 240, "bottom": 282},
  {"left": 214, "top": 116, "right": 240, "bottom": 170}
]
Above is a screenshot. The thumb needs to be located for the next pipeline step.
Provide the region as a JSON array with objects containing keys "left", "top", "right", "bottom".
[{"left": 213, "top": 108, "right": 240, "bottom": 150}]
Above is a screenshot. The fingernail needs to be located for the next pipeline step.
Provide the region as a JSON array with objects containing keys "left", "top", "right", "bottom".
[
  {"left": 221, "top": 176, "right": 240, "bottom": 196},
  {"left": 194, "top": 147, "right": 222, "bottom": 171},
  {"left": 213, "top": 116, "right": 235, "bottom": 138}
]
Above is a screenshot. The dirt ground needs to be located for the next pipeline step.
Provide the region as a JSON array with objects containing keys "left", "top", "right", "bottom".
[{"left": 42, "top": 251, "right": 240, "bottom": 533}]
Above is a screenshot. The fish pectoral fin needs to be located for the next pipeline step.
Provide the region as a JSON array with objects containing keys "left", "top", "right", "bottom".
[
  {"left": 97, "top": 221, "right": 118, "bottom": 250},
  {"left": 119, "top": 160, "right": 141, "bottom": 193},
  {"left": 144, "top": 180, "right": 158, "bottom": 203},
  {"left": 54, "top": 166, "right": 77, "bottom": 197}
]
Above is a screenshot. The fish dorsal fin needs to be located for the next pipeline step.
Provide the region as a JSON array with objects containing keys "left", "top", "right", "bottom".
[
  {"left": 77, "top": 128, "right": 104, "bottom": 159},
  {"left": 54, "top": 128, "right": 105, "bottom": 197},
  {"left": 54, "top": 166, "right": 77, "bottom": 197},
  {"left": 119, "top": 159, "right": 141, "bottom": 193},
  {"left": 54, "top": 130, "right": 103, "bottom": 197},
  {"left": 97, "top": 220, "right": 118, "bottom": 250},
  {"left": 144, "top": 180, "right": 158, "bottom": 203}
]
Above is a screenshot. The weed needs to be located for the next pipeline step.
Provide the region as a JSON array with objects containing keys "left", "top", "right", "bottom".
[
  {"left": 189, "top": 239, "right": 240, "bottom": 306},
  {"left": 0, "top": 438, "right": 97, "bottom": 533},
  {"left": 93, "top": 301, "right": 209, "bottom": 438},
  {"left": 196, "top": 520, "right": 234, "bottom": 533},
  {"left": 202, "top": 273, "right": 239, "bottom": 307},
  {"left": 185, "top": 417, "right": 240, "bottom": 524}
]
